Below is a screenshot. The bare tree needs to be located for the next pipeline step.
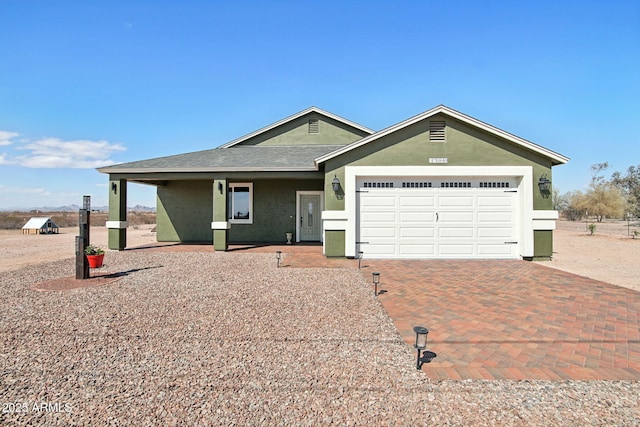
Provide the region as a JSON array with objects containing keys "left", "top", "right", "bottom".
[
  {"left": 590, "top": 162, "right": 609, "bottom": 187},
  {"left": 559, "top": 190, "right": 584, "bottom": 221},
  {"left": 611, "top": 164, "right": 640, "bottom": 217}
]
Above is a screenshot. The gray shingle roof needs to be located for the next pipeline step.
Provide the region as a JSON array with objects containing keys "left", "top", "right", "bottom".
[{"left": 98, "top": 145, "right": 342, "bottom": 173}]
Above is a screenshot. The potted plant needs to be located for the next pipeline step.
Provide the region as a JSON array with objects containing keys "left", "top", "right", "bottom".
[{"left": 84, "top": 244, "right": 105, "bottom": 268}]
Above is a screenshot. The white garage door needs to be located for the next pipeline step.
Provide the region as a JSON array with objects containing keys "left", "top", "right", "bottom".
[{"left": 357, "top": 177, "right": 520, "bottom": 259}]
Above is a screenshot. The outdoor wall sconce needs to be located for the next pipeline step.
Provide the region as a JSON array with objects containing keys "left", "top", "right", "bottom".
[
  {"left": 111, "top": 182, "right": 117, "bottom": 194},
  {"left": 372, "top": 272, "right": 380, "bottom": 295},
  {"left": 218, "top": 182, "right": 223, "bottom": 194},
  {"left": 332, "top": 175, "right": 341, "bottom": 193},
  {"left": 413, "top": 326, "right": 429, "bottom": 370},
  {"left": 276, "top": 251, "right": 282, "bottom": 268},
  {"left": 538, "top": 174, "right": 551, "bottom": 196},
  {"left": 358, "top": 251, "right": 364, "bottom": 269}
]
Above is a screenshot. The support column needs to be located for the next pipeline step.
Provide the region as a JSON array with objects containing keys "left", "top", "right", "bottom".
[
  {"left": 107, "top": 178, "right": 128, "bottom": 250},
  {"left": 211, "top": 179, "right": 229, "bottom": 251}
]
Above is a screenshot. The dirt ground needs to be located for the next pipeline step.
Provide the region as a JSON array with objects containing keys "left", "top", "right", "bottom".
[
  {"left": 0, "top": 225, "right": 157, "bottom": 274},
  {"left": 1, "top": 221, "right": 639, "bottom": 291},
  {"left": 541, "top": 219, "right": 640, "bottom": 292}
]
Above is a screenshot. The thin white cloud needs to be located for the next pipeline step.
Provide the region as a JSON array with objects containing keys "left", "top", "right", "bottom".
[
  {"left": 0, "top": 131, "right": 19, "bottom": 146},
  {"left": 10, "top": 137, "right": 126, "bottom": 168},
  {"left": 0, "top": 184, "right": 52, "bottom": 197}
]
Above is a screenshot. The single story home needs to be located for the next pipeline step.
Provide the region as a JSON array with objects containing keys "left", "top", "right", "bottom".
[{"left": 98, "top": 105, "right": 568, "bottom": 260}]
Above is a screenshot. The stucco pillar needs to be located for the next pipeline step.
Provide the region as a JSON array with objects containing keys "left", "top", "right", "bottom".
[
  {"left": 107, "top": 178, "right": 127, "bottom": 250},
  {"left": 211, "top": 179, "right": 229, "bottom": 251}
]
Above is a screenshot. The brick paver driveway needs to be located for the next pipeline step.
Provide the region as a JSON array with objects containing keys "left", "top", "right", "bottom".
[{"left": 360, "top": 260, "right": 640, "bottom": 380}]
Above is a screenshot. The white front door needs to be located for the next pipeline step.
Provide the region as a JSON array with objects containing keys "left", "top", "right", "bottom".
[{"left": 298, "top": 193, "right": 322, "bottom": 241}]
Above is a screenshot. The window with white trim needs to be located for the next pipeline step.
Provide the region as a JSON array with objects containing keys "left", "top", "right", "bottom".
[{"left": 228, "top": 183, "right": 253, "bottom": 224}]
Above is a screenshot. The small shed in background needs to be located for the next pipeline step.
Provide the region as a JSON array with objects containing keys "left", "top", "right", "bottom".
[{"left": 22, "top": 217, "right": 60, "bottom": 234}]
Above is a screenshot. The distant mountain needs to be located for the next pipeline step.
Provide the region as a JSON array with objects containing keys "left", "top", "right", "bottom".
[
  {"left": 129, "top": 205, "right": 156, "bottom": 212},
  {"left": 1, "top": 205, "right": 156, "bottom": 213}
]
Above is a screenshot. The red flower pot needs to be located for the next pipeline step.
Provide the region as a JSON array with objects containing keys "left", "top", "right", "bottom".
[{"left": 86, "top": 254, "right": 104, "bottom": 268}]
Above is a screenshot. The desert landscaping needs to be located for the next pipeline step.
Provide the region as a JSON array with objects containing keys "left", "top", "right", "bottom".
[
  {"left": 0, "top": 219, "right": 638, "bottom": 425},
  {"left": 2, "top": 219, "right": 638, "bottom": 290}
]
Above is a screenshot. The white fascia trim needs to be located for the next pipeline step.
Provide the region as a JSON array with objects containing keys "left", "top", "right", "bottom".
[
  {"left": 211, "top": 221, "right": 231, "bottom": 230},
  {"left": 98, "top": 166, "right": 318, "bottom": 174},
  {"left": 219, "top": 107, "right": 375, "bottom": 149},
  {"left": 322, "top": 211, "right": 348, "bottom": 231},
  {"left": 533, "top": 210, "right": 559, "bottom": 220},
  {"left": 533, "top": 220, "right": 557, "bottom": 230},
  {"left": 322, "top": 210, "right": 348, "bottom": 220},
  {"left": 343, "top": 165, "right": 534, "bottom": 258},
  {"left": 315, "top": 105, "right": 569, "bottom": 165},
  {"left": 106, "top": 221, "right": 128, "bottom": 229},
  {"left": 532, "top": 210, "right": 559, "bottom": 231}
]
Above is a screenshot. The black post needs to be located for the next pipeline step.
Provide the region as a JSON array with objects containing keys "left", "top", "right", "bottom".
[
  {"left": 75, "top": 236, "right": 86, "bottom": 279},
  {"left": 76, "top": 196, "right": 91, "bottom": 279}
]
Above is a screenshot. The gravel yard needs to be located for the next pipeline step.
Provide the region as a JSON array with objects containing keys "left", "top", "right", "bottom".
[{"left": 1, "top": 250, "right": 639, "bottom": 425}]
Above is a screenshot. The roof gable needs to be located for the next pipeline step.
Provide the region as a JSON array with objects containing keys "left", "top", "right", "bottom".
[
  {"left": 218, "top": 107, "right": 374, "bottom": 148},
  {"left": 315, "top": 105, "right": 569, "bottom": 166},
  {"left": 22, "top": 217, "right": 58, "bottom": 229}
]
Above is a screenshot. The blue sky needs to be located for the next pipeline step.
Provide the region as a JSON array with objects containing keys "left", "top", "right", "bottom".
[{"left": 1, "top": 0, "right": 638, "bottom": 209}]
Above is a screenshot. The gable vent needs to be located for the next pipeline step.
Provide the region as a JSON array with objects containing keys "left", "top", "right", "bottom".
[
  {"left": 429, "top": 120, "right": 445, "bottom": 141},
  {"left": 308, "top": 119, "right": 319, "bottom": 134}
]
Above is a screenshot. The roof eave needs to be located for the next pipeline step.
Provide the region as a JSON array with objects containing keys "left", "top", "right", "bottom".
[{"left": 98, "top": 166, "right": 319, "bottom": 174}]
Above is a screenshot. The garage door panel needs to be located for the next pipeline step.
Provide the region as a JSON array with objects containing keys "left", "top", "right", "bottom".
[
  {"left": 478, "top": 211, "right": 512, "bottom": 222},
  {"left": 360, "top": 227, "right": 396, "bottom": 238},
  {"left": 360, "top": 196, "right": 396, "bottom": 207},
  {"left": 439, "top": 211, "right": 474, "bottom": 222},
  {"left": 439, "top": 196, "right": 473, "bottom": 207},
  {"left": 438, "top": 227, "right": 474, "bottom": 238},
  {"left": 478, "top": 195, "right": 513, "bottom": 207},
  {"left": 399, "top": 244, "right": 436, "bottom": 255},
  {"left": 439, "top": 244, "right": 474, "bottom": 255},
  {"left": 399, "top": 227, "right": 435, "bottom": 238},
  {"left": 361, "top": 211, "right": 396, "bottom": 222},
  {"left": 478, "top": 227, "right": 513, "bottom": 238},
  {"left": 399, "top": 196, "right": 435, "bottom": 207},
  {"left": 400, "top": 211, "right": 435, "bottom": 222}
]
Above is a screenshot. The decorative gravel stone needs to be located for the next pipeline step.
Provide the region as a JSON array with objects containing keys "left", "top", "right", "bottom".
[{"left": 1, "top": 251, "right": 638, "bottom": 425}]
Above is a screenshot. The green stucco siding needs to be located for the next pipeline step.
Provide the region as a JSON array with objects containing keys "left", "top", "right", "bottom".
[
  {"left": 107, "top": 178, "right": 128, "bottom": 250},
  {"left": 229, "top": 179, "right": 323, "bottom": 243},
  {"left": 323, "top": 114, "right": 554, "bottom": 211},
  {"left": 533, "top": 230, "right": 553, "bottom": 260},
  {"left": 324, "top": 231, "right": 345, "bottom": 257},
  {"left": 235, "top": 113, "right": 370, "bottom": 147},
  {"left": 157, "top": 181, "right": 212, "bottom": 242}
]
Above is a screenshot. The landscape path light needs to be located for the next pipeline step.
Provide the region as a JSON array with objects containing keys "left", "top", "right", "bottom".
[
  {"left": 372, "top": 272, "right": 380, "bottom": 295},
  {"left": 358, "top": 251, "right": 364, "bottom": 269},
  {"left": 413, "top": 326, "right": 429, "bottom": 370},
  {"left": 276, "top": 251, "right": 282, "bottom": 268}
]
